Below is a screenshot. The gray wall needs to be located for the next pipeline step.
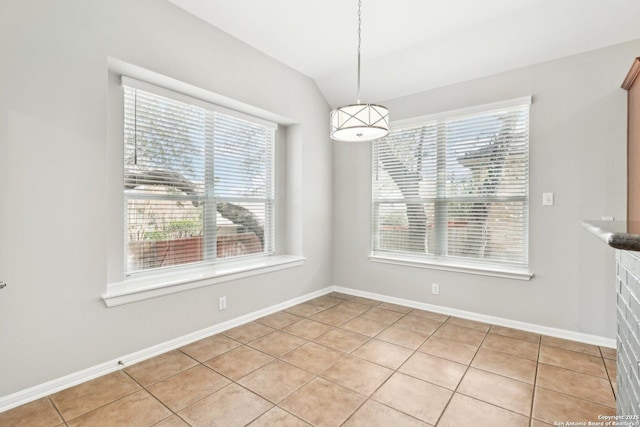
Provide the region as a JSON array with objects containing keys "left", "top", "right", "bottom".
[
  {"left": 1, "top": 0, "right": 638, "bottom": 401},
  {"left": 334, "top": 40, "right": 640, "bottom": 339},
  {"left": 0, "top": 0, "right": 332, "bottom": 397}
]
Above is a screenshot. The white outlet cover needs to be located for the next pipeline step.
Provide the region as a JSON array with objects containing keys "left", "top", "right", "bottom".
[{"left": 542, "top": 192, "right": 554, "bottom": 206}]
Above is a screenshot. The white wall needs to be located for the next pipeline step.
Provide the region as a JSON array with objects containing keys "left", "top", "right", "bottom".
[
  {"left": 0, "top": 0, "right": 332, "bottom": 397},
  {"left": 334, "top": 39, "right": 640, "bottom": 339}
]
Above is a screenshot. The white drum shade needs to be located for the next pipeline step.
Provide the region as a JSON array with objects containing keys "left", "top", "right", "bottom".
[{"left": 330, "top": 103, "right": 389, "bottom": 142}]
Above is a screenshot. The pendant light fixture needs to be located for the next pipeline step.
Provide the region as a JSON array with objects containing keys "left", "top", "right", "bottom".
[{"left": 330, "top": 0, "right": 389, "bottom": 142}]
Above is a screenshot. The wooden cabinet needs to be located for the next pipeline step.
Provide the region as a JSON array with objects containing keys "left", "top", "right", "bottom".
[{"left": 623, "top": 58, "right": 640, "bottom": 225}]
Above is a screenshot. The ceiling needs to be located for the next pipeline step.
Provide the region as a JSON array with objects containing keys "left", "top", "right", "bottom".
[{"left": 169, "top": 0, "right": 640, "bottom": 108}]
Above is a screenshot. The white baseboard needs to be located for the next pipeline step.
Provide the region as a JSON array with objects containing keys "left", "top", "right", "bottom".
[
  {"left": 1, "top": 284, "right": 615, "bottom": 413},
  {"left": 333, "top": 286, "right": 616, "bottom": 348},
  {"left": 0, "top": 287, "right": 333, "bottom": 413}
]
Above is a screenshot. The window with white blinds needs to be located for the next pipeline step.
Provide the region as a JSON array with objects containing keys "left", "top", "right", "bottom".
[
  {"left": 372, "top": 98, "right": 530, "bottom": 271},
  {"left": 123, "top": 78, "right": 275, "bottom": 275}
]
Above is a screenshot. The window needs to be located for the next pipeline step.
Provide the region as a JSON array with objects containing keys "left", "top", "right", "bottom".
[
  {"left": 372, "top": 98, "right": 530, "bottom": 276},
  {"left": 123, "top": 77, "right": 275, "bottom": 275}
]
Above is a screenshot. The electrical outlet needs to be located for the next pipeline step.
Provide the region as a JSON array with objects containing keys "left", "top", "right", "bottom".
[
  {"left": 432, "top": 283, "right": 440, "bottom": 295},
  {"left": 219, "top": 296, "right": 227, "bottom": 311},
  {"left": 542, "top": 192, "right": 554, "bottom": 206}
]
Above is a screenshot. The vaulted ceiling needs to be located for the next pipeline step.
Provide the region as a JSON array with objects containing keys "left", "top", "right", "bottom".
[{"left": 169, "top": 0, "right": 640, "bottom": 107}]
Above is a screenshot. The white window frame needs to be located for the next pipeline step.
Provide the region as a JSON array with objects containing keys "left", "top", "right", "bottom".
[
  {"left": 103, "top": 66, "right": 304, "bottom": 307},
  {"left": 122, "top": 77, "right": 277, "bottom": 275},
  {"left": 370, "top": 97, "right": 533, "bottom": 280}
]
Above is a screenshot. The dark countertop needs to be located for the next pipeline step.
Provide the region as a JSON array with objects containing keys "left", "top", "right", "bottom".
[{"left": 582, "top": 220, "right": 640, "bottom": 252}]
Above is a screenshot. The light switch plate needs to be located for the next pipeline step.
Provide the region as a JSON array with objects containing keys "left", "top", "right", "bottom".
[{"left": 542, "top": 192, "right": 554, "bottom": 206}]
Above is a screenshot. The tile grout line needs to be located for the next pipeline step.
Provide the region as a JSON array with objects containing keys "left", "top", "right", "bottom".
[
  {"left": 3, "top": 292, "right": 616, "bottom": 427},
  {"left": 533, "top": 383, "right": 618, "bottom": 410},
  {"left": 130, "top": 338, "right": 255, "bottom": 426},
  {"left": 398, "top": 313, "right": 454, "bottom": 426},
  {"left": 338, "top": 305, "right": 444, "bottom": 426},
  {"left": 51, "top": 370, "right": 147, "bottom": 425},
  {"left": 149, "top": 303, "right": 608, "bottom": 425},
  {"left": 599, "top": 346, "right": 617, "bottom": 401},
  {"left": 431, "top": 322, "right": 491, "bottom": 427},
  {"left": 274, "top": 302, "right": 540, "bottom": 426},
  {"left": 442, "top": 324, "right": 547, "bottom": 425},
  {"left": 317, "top": 297, "right": 389, "bottom": 426},
  {"left": 529, "top": 333, "right": 542, "bottom": 426},
  {"left": 286, "top": 297, "right": 443, "bottom": 425},
  {"left": 536, "top": 343, "right": 613, "bottom": 378},
  {"left": 279, "top": 292, "right": 371, "bottom": 426},
  {"left": 534, "top": 344, "right": 618, "bottom": 411},
  {"left": 119, "top": 366, "right": 187, "bottom": 426},
  {"left": 192, "top": 341, "right": 287, "bottom": 418},
  {"left": 537, "top": 337, "right": 616, "bottom": 411},
  {"left": 223, "top": 381, "right": 275, "bottom": 426},
  {"left": 47, "top": 396, "right": 65, "bottom": 426},
  {"left": 244, "top": 294, "right": 376, "bottom": 426}
]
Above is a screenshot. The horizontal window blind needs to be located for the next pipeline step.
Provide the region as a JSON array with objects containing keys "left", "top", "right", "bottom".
[
  {"left": 373, "top": 100, "right": 529, "bottom": 269},
  {"left": 124, "top": 81, "right": 275, "bottom": 274}
]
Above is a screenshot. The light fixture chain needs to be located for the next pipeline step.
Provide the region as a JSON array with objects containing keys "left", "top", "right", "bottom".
[
  {"left": 329, "top": 0, "right": 388, "bottom": 142},
  {"left": 357, "top": 0, "right": 362, "bottom": 104}
]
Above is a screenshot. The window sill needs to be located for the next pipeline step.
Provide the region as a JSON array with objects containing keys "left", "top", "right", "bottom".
[
  {"left": 369, "top": 254, "right": 533, "bottom": 281},
  {"left": 102, "top": 255, "right": 306, "bottom": 307}
]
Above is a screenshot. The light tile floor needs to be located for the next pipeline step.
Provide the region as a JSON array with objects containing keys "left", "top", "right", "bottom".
[{"left": 0, "top": 292, "right": 618, "bottom": 427}]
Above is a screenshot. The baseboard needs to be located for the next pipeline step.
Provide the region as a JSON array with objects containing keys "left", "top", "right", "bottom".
[
  {"left": 0, "top": 286, "right": 333, "bottom": 413},
  {"left": 1, "top": 284, "right": 615, "bottom": 413},
  {"left": 332, "top": 286, "right": 616, "bottom": 349}
]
